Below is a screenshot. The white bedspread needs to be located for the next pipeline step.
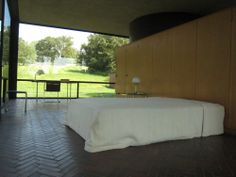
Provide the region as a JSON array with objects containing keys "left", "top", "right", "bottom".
[{"left": 65, "top": 97, "right": 224, "bottom": 152}]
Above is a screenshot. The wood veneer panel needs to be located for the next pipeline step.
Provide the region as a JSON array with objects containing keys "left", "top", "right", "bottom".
[
  {"left": 229, "top": 7, "right": 236, "bottom": 130},
  {"left": 115, "top": 47, "right": 126, "bottom": 93},
  {"left": 171, "top": 21, "right": 197, "bottom": 99},
  {"left": 134, "top": 37, "right": 153, "bottom": 93},
  {"left": 152, "top": 31, "right": 173, "bottom": 96},
  {"left": 125, "top": 39, "right": 153, "bottom": 93},
  {"left": 196, "top": 9, "right": 231, "bottom": 106},
  {"left": 125, "top": 43, "right": 139, "bottom": 93}
]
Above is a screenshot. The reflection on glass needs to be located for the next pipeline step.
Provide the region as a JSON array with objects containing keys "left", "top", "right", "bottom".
[
  {"left": 1, "top": 0, "right": 11, "bottom": 103},
  {"left": 2, "top": 0, "right": 11, "bottom": 79},
  {"left": 0, "top": 0, "right": 2, "bottom": 34},
  {"left": 0, "top": 0, "right": 2, "bottom": 105}
]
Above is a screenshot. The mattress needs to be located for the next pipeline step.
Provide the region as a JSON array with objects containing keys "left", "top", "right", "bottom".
[{"left": 65, "top": 97, "right": 224, "bottom": 152}]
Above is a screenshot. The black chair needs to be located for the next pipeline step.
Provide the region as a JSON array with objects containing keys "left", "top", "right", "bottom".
[{"left": 44, "top": 81, "right": 61, "bottom": 102}]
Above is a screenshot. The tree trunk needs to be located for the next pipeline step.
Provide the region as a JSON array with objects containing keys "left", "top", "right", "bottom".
[{"left": 49, "top": 59, "right": 55, "bottom": 74}]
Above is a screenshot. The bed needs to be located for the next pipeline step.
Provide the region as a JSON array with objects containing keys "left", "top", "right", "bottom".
[{"left": 65, "top": 97, "right": 224, "bottom": 152}]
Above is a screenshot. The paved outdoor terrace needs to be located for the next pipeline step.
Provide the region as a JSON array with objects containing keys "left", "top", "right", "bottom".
[{"left": 0, "top": 99, "right": 236, "bottom": 177}]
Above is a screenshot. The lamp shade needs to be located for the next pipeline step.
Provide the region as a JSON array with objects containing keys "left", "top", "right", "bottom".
[
  {"left": 132, "top": 77, "right": 141, "bottom": 84},
  {"left": 35, "top": 69, "right": 45, "bottom": 80}
]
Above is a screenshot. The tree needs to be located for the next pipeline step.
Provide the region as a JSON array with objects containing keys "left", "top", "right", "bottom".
[
  {"left": 18, "top": 38, "right": 37, "bottom": 65},
  {"left": 55, "top": 36, "right": 74, "bottom": 58},
  {"left": 35, "top": 36, "right": 76, "bottom": 66},
  {"left": 62, "top": 46, "right": 78, "bottom": 59},
  {"left": 79, "top": 34, "right": 129, "bottom": 73},
  {"left": 2, "top": 27, "right": 10, "bottom": 65},
  {"left": 35, "top": 36, "right": 59, "bottom": 65},
  {"left": 75, "top": 50, "right": 80, "bottom": 64}
]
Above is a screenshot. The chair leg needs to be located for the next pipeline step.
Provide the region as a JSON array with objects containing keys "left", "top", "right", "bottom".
[
  {"left": 4, "top": 99, "right": 8, "bottom": 112},
  {"left": 5, "top": 91, "right": 27, "bottom": 113},
  {"left": 57, "top": 92, "right": 60, "bottom": 103}
]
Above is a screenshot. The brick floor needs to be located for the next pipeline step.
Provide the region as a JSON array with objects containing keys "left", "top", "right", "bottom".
[{"left": 0, "top": 99, "right": 236, "bottom": 177}]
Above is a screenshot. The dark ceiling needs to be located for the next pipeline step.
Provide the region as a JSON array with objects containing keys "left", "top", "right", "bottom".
[{"left": 18, "top": 0, "right": 236, "bottom": 37}]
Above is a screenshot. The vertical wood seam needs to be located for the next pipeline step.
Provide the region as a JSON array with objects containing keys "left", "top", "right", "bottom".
[
  {"left": 151, "top": 39, "right": 154, "bottom": 96},
  {"left": 194, "top": 20, "right": 199, "bottom": 100},
  {"left": 170, "top": 31, "right": 174, "bottom": 97},
  {"left": 228, "top": 8, "right": 234, "bottom": 125}
]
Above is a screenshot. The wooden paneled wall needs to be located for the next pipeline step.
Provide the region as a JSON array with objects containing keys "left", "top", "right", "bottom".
[
  {"left": 115, "top": 7, "right": 236, "bottom": 132},
  {"left": 229, "top": 7, "right": 236, "bottom": 132}
]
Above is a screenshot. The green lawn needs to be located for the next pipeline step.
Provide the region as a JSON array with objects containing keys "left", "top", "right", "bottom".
[{"left": 17, "top": 65, "right": 115, "bottom": 98}]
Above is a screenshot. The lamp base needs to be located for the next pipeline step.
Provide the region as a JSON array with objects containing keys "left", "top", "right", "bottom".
[{"left": 134, "top": 85, "right": 138, "bottom": 94}]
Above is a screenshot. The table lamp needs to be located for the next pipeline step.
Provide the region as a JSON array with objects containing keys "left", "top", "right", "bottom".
[
  {"left": 35, "top": 69, "right": 45, "bottom": 80},
  {"left": 132, "top": 76, "right": 141, "bottom": 94}
]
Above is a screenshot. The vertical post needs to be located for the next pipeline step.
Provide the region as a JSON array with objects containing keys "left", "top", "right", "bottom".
[
  {"left": 66, "top": 82, "right": 69, "bottom": 99},
  {"left": 69, "top": 83, "right": 71, "bottom": 98},
  {"left": 77, "top": 82, "right": 80, "bottom": 98},
  {"left": 36, "top": 81, "right": 38, "bottom": 102},
  {"left": 24, "top": 92, "right": 27, "bottom": 113},
  {"left": 8, "top": 2, "right": 19, "bottom": 99},
  {"left": 3, "top": 78, "right": 7, "bottom": 104}
]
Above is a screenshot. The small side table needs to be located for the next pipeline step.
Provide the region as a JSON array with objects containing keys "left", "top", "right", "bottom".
[
  {"left": 117, "top": 92, "right": 148, "bottom": 98},
  {"left": 126, "top": 92, "right": 148, "bottom": 98},
  {"left": 60, "top": 79, "right": 71, "bottom": 99}
]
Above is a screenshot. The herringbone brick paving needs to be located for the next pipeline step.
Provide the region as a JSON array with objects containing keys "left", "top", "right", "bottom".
[{"left": 0, "top": 99, "right": 236, "bottom": 177}]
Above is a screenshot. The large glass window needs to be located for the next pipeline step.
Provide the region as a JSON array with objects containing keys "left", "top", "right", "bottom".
[
  {"left": 17, "top": 24, "right": 128, "bottom": 98},
  {"left": 0, "top": 0, "right": 11, "bottom": 104},
  {"left": 2, "top": 0, "right": 10, "bottom": 78},
  {"left": 0, "top": 0, "right": 3, "bottom": 106}
]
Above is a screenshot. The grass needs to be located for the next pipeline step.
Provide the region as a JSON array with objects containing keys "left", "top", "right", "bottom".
[{"left": 17, "top": 65, "right": 115, "bottom": 98}]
